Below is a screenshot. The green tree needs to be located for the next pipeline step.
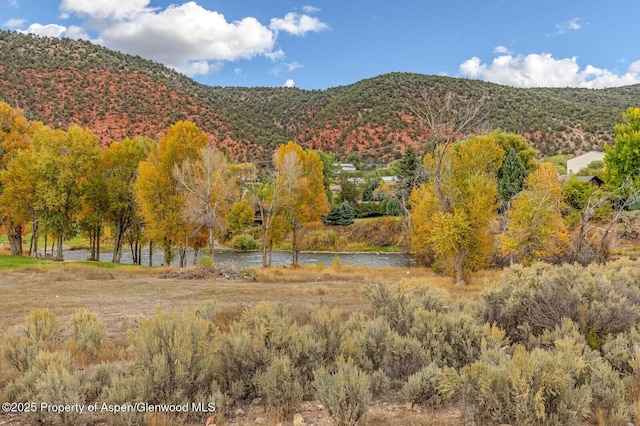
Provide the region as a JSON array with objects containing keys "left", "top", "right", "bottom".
[
  {"left": 102, "top": 137, "right": 150, "bottom": 263},
  {"left": 392, "top": 147, "right": 426, "bottom": 215},
  {"left": 322, "top": 202, "right": 355, "bottom": 226},
  {"left": 33, "top": 125, "right": 101, "bottom": 260},
  {"left": 410, "top": 135, "right": 504, "bottom": 284},
  {"left": 227, "top": 199, "right": 255, "bottom": 234},
  {"left": 604, "top": 107, "right": 640, "bottom": 189},
  {"left": 498, "top": 147, "right": 528, "bottom": 207}
]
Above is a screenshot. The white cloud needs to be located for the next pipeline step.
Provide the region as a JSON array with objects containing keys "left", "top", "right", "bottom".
[
  {"left": 549, "top": 17, "right": 582, "bottom": 36},
  {"left": 493, "top": 45, "right": 510, "bottom": 54},
  {"left": 286, "top": 61, "right": 303, "bottom": 71},
  {"left": 460, "top": 53, "right": 640, "bottom": 88},
  {"left": 283, "top": 79, "right": 295, "bottom": 88},
  {"left": 302, "top": 5, "right": 320, "bottom": 13},
  {"left": 270, "top": 12, "right": 329, "bottom": 36},
  {"left": 21, "top": 1, "right": 330, "bottom": 81},
  {"left": 3, "top": 18, "right": 25, "bottom": 28},
  {"left": 22, "top": 23, "right": 67, "bottom": 37},
  {"left": 60, "top": 0, "right": 152, "bottom": 21},
  {"left": 8, "top": 0, "right": 18, "bottom": 7}
]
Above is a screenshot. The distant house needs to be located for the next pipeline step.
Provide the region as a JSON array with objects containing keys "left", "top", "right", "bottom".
[
  {"left": 567, "top": 151, "right": 605, "bottom": 175},
  {"left": 338, "top": 163, "right": 357, "bottom": 172},
  {"left": 575, "top": 175, "right": 603, "bottom": 187}
]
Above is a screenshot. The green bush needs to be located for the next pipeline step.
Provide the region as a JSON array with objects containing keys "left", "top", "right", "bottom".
[
  {"left": 69, "top": 308, "right": 107, "bottom": 358},
  {"left": 314, "top": 357, "right": 371, "bottom": 426},
  {"left": 231, "top": 234, "right": 259, "bottom": 251},
  {"left": 364, "top": 281, "right": 449, "bottom": 336},
  {"left": 2, "top": 335, "right": 39, "bottom": 372},
  {"left": 482, "top": 261, "right": 640, "bottom": 345},
  {"left": 256, "top": 354, "right": 303, "bottom": 421},
  {"left": 308, "top": 306, "right": 346, "bottom": 365},
  {"left": 410, "top": 309, "right": 483, "bottom": 370},
  {"left": 132, "top": 311, "right": 214, "bottom": 408},
  {"left": 382, "top": 331, "right": 428, "bottom": 383},
  {"left": 4, "top": 351, "right": 83, "bottom": 425},
  {"left": 400, "top": 363, "right": 443, "bottom": 407}
]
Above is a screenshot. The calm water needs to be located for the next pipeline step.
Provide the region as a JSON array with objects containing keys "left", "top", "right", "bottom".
[{"left": 63, "top": 249, "right": 415, "bottom": 268}]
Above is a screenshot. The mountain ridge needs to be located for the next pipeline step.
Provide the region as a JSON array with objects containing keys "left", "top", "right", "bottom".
[{"left": 1, "top": 30, "right": 639, "bottom": 163}]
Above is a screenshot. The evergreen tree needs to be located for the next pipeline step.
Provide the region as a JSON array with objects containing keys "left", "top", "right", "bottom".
[
  {"left": 498, "top": 147, "right": 528, "bottom": 207},
  {"left": 393, "top": 147, "right": 426, "bottom": 214},
  {"left": 323, "top": 202, "right": 355, "bottom": 226}
]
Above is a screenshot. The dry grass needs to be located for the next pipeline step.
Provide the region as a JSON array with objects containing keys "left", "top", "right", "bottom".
[{"left": 0, "top": 263, "right": 497, "bottom": 340}]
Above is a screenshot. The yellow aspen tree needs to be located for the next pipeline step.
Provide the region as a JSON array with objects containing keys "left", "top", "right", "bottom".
[
  {"left": 410, "top": 135, "right": 503, "bottom": 284},
  {"left": 135, "top": 121, "right": 208, "bottom": 266},
  {"left": 0, "top": 102, "right": 39, "bottom": 255},
  {"left": 501, "top": 162, "right": 568, "bottom": 264}
]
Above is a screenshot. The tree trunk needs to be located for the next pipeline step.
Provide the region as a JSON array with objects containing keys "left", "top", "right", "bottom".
[
  {"left": 292, "top": 219, "right": 299, "bottom": 267},
  {"left": 55, "top": 233, "right": 64, "bottom": 261},
  {"left": 7, "top": 223, "right": 23, "bottom": 256},
  {"left": 149, "top": 240, "right": 153, "bottom": 267},
  {"left": 454, "top": 249, "right": 466, "bottom": 286},
  {"left": 30, "top": 218, "right": 38, "bottom": 259},
  {"left": 96, "top": 222, "right": 101, "bottom": 261},
  {"left": 208, "top": 225, "right": 215, "bottom": 265}
]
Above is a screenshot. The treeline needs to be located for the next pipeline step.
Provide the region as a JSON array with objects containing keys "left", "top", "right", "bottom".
[
  {"left": 0, "top": 101, "right": 332, "bottom": 267},
  {"left": 2, "top": 98, "right": 640, "bottom": 275}
]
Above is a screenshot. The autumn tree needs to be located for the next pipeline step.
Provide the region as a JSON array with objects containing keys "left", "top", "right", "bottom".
[
  {"left": 257, "top": 141, "right": 328, "bottom": 267},
  {"left": 33, "top": 125, "right": 102, "bottom": 260},
  {"left": 501, "top": 162, "right": 568, "bottom": 264},
  {"left": 0, "top": 149, "right": 40, "bottom": 257},
  {"left": 135, "top": 121, "right": 208, "bottom": 266},
  {"left": 173, "top": 146, "right": 238, "bottom": 264},
  {"left": 103, "top": 137, "right": 150, "bottom": 263},
  {"left": 0, "top": 102, "right": 37, "bottom": 255},
  {"left": 410, "top": 135, "right": 504, "bottom": 284},
  {"left": 604, "top": 107, "right": 640, "bottom": 189}
]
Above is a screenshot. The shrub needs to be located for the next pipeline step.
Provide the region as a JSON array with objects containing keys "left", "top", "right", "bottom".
[
  {"left": 214, "top": 326, "right": 269, "bottom": 400},
  {"left": 314, "top": 357, "right": 371, "bottom": 426},
  {"left": 589, "top": 358, "right": 633, "bottom": 425},
  {"left": 308, "top": 306, "right": 346, "bottom": 365},
  {"left": 4, "top": 351, "right": 83, "bottom": 425},
  {"left": 445, "top": 340, "right": 593, "bottom": 425},
  {"left": 364, "top": 281, "right": 449, "bottom": 336},
  {"left": 25, "top": 308, "right": 64, "bottom": 351},
  {"left": 482, "top": 261, "right": 640, "bottom": 345},
  {"left": 132, "top": 311, "right": 213, "bottom": 408},
  {"left": 400, "top": 363, "right": 443, "bottom": 407},
  {"left": 410, "top": 309, "right": 484, "bottom": 370},
  {"left": 2, "top": 335, "right": 39, "bottom": 372},
  {"left": 69, "top": 308, "right": 107, "bottom": 358},
  {"left": 82, "top": 362, "right": 114, "bottom": 403},
  {"left": 382, "top": 332, "right": 428, "bottom": 383},
  {"left": 256, "top": 354, "right": 304, "bottom": 422},
  {"left": 231, "top": 234, "right": 259, "bottom": 251}
]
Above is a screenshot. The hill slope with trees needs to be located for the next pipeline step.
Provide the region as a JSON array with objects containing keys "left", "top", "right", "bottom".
[{"left": 1, "top": 30, "right": 639, "bottom": 164}]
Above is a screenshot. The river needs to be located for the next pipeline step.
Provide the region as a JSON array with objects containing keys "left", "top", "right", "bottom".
[{"left": 62, "top": 249, "right": 415, "bottom": 268}]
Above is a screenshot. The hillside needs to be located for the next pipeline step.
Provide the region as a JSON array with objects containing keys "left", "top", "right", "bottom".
[{"left": 1, "top": 30, "right": 639, "bottom": 164}]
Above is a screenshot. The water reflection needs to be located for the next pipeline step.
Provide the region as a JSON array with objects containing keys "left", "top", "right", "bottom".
[{"left": 63, "top": 249, "right": 414, "bottom": 268}]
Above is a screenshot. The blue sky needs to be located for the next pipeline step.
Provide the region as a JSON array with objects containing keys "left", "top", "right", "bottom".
[{"left": 2, "top": 0, "right": 640, "bottom": 90}]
